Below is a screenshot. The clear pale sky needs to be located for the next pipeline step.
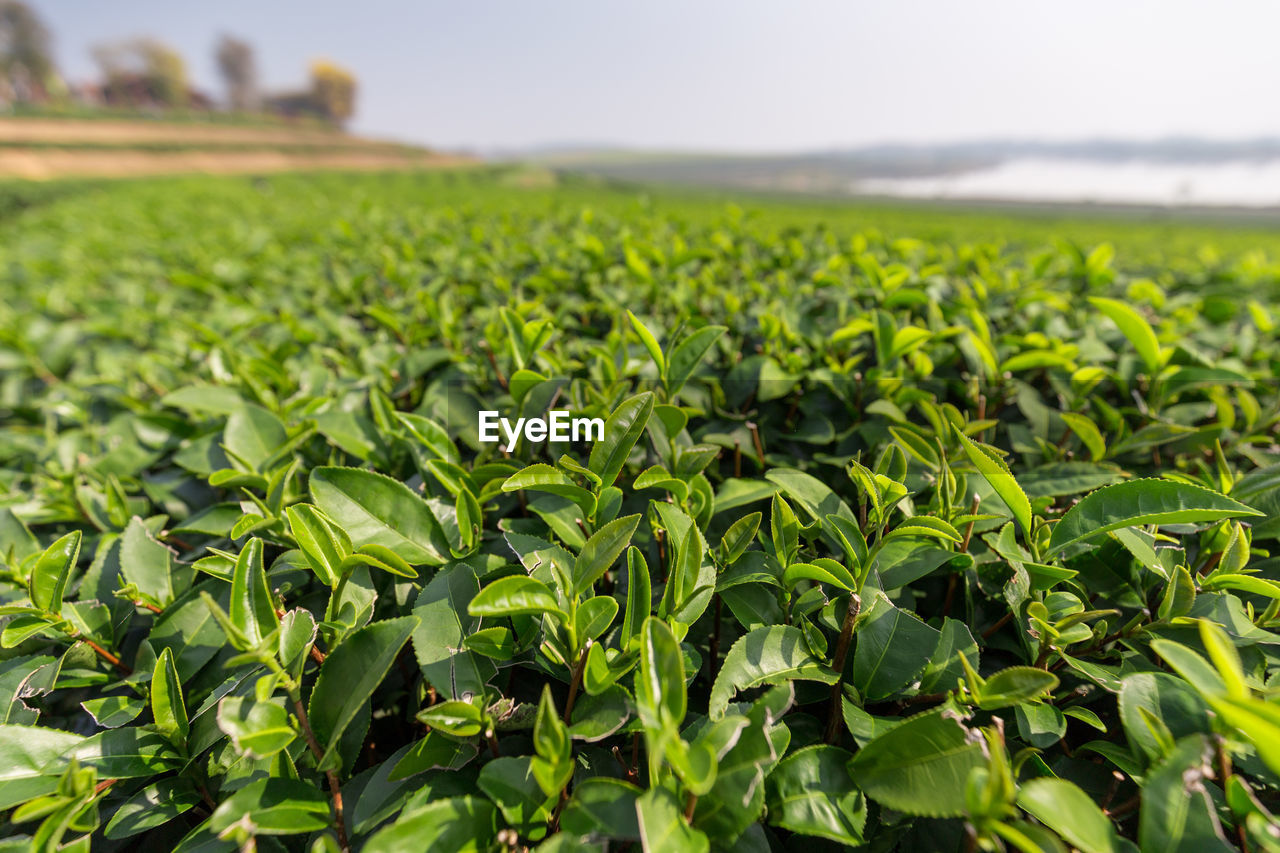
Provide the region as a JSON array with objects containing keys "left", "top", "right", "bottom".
[{"left": 32, "top": 0, "right": 1280, "bottom": 153}]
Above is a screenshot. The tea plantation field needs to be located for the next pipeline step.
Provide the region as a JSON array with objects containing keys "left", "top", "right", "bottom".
[{"left": 4, "top": 168, "right": 1280, "bottom": 851}]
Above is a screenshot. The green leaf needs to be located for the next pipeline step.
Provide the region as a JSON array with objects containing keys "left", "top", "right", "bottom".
[
  {"left": 851, "top": 593, "right": 941, "bottom": 701},
  {"left": 0, "top": 725, "right": 82, "bottom": 809},
  {"left": 217, "top": 695, "right": 295, "bottom": 759},
  {"left": 81, "top": 695, "right": 145, "bottom": 728},
  {"left": 310, "top": 466, "right": 449, "bottom": 565},
  {"left": 286, "top": 504, "right": 348, "bottom": 587},
  {"left": 230, "top": 537, "right": 278, "bottom": 648},
  {"left": 28, "top": 531, "right": 79, "bottom": 615},
  {"left": 764, "top": 745, "right": 867, "bottom": 845},
  {"left": 150, "top": 646, "right": 188, "bottom": 744},
  {"left": 308, "top": 615, "right": 418, "bottom": 762},
  {"left": 709, "top": 626, "right": 836, "bottom": 719},
  {"left": 104, "top": 778, "right": 201, "bottom": 839},
  {"left": 1199, "top": 618, "right": 1247, "bottom": 698},
  {"left": 719, "top": 512, "right": 761, "bottom": 566},
  {"left": 636, "top": 786, "right": 710, "bottom": 853},
  {"left": 208, "top": 777, "right": 331, "bottom": 837},
  {"left": 782, "top": 561, "right": 855, "bottom": 593},
  {"left": 468, "top": 575, "right": 564, "bottom": 619},
  {"left": 60, "top": 727, "right": 182, "bottom": 778},
  {"left": 120, "top": 516, "right": 176, "bottom": 607},
  {"left": 1089, "top": 296, "right": 1163, "bottom": 374},
  {"left": 1017, "top": 777, "right": 1119, "bottom": 853},
  {"left": 954, "top": 426, "right": 1033, "bottom": 536},
  {"left": 628, "top": 310, "right": 666, "bottom": 376},
  {"left": 977, "top": 666, "right": 1059, "bottom": 710},
  {"left": 362, "top": 796, "right": 496, "bottom": 853},
  {"left": 1061, "top": 412, "right": 1107, "bottom": 461},
  {"left": 636, "top": 617, "right": 686, "bottom": 731},
  {"left": 411, "top": 563, "right": 495, "bottom": 701},
  {"left": 222, "top": 404, "right": 287, "bottom": 472},
  {"left": 666, "top": 325, "right": 726, "bottom": 396},
  {"left": 1047, "top": 479, "right": 1262, "bottom": 555},
  {"left": 587, "top": 392, "right": 655, "bottom": 488},
  {"left": 621, "top": 547, "right": 651, "bottom": 652},
  {"left": 573, "top": 514, "right": 640, "bottom": 595},
  {"left": 417, "top": 700, "right": 485, "bottom": 737},
  {"left": 1118, "top": 672, "right": 1210, "bottom": 763},
  {"left": 1138, "top": 736, "right": 1233, "bottom": 852},
  {"left": 848, "top": 708, "right": 986, "bottom": 817},
  {"left": 477, "top": 756, "right": 555, "bottom": 837}
]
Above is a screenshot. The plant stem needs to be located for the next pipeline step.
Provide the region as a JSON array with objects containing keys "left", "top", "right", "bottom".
[
  {"left": 80, "top": 637, "right": 132, "bottom": 675},
  {"left": 684, "top": 789, "right": 698, "bottom": 821},
  {"left": 824, "top": 592, "right": 861, "bottom": 744},
  {"left": 708, "top": 593, "right": 723, "bottom": 686},
  {"left": 563, "top": 640, "right": 591, "bottom": 724},
  {"left": 292, "top": 694, "right": 349, "bottom": 852}
]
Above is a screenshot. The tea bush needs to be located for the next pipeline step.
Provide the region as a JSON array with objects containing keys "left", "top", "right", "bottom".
[{"left": 3, "top": 169, "right": 1280, "bottom": 851}]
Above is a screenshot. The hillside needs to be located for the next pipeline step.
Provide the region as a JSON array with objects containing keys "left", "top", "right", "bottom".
[{"left": 0, "top": 116, "right": 468, "bottom": 178}]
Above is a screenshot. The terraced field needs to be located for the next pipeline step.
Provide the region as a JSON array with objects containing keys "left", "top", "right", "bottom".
[{"left": 2, "top": 169, "right": 1280, "bottom": 851}]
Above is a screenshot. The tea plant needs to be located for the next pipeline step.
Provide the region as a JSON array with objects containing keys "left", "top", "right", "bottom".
[{"left": 2, "top": 169, "right": 1280, "bottom": 851}]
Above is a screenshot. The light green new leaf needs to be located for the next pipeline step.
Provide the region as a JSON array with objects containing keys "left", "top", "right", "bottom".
[
  {"left": 573, "top": 514, "right": 640, "bottom": 595},
  {"left": 1089, "top": 296, "right": 1163, "bottom": 374},
  {"left": 636, "top": 786, "right": 710, "bottom": 853},
  {"left": 1017, "top": 777, "right": 1119, "bottom": 853},
  {"left": 587, "top": 392, "right": 655, "bottom": 488},
  {"left": 217, "top": 695, "right": 294, "bottom": 759},
  {"left": 468, "top": 575, "right": 563, "bottom": 619},
  {"left": 28, "top": 531, "right": 80, "bottom": 615},
  {"left": 230, "top": 538, "right": 278, "bottom": 648},
  {"left": 150, "top": 647, "right": 188, "bottom": 745},
  {"left": 953, "top": 427, "right": 1033, "bottom": 536},
  {"left": 1061, "top": 412, "right": 1107, "bottom": 461}
]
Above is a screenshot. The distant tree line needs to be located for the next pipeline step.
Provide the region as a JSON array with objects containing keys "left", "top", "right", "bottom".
[{"left": 0, "top": 1, "right": 358, "bottom": 126}]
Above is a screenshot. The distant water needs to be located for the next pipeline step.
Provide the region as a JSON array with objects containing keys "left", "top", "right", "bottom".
[{"left": 855, "top": 157, "right": 1280, "bottom": 207}]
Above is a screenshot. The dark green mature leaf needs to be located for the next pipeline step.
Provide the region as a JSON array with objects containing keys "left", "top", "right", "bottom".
[
  {"left": 764, "top": 745, "right": 867, "bottom": 845},
  {"left": 121, "top": 516, "right": 177, "bottom": 606},
  {"left": 104, "top": 778, "right": 201, "bottom": 839},
  {"left": 0, "top": 724, "right": 83, "bottom": 809},
  {"left": 1048, "top": 479, "right": 1262, "bottom": 555},
  {"left": 208, "top": 777, "right": 331, "bottom": 836},
  {"left": 709, "top": 626, "right": 836, "bottom": 718},
  {"left": 848, "top": 708, "right": 986, "bottom": 817},
  {"left": 363, "top": 796, "right": 497, "bottom": 853},
  {"left": 411, "top": 562, "right": 495, "bottom": 700},
  {"left": 310, "top": 466, "right": 449, "bottom": 565},
  {"left": 1138, "top": 736, "right": 1233, "bottom": 852},
  {"left": 309, "top": 616, "right": 417, "bottom": 761},
  {"left": 852, "top": 593, "right": 941, "bottom": 700}
]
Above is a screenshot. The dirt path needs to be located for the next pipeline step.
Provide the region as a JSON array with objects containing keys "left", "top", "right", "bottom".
[
  {"left": 0, "top": 118, "right": 379, "bottom": 147},
  {"left": 0, "top": 148, "right": 471, "bottom": 179}
]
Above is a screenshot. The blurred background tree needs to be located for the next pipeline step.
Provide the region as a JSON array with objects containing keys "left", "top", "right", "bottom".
[
  {"left": 92, "top": 38, "right": 189, "bottom": 108},
  {"left": 215, "top": 34, "right": 258, "bottom": 112},
  {"left": 0, "top": 0, "right": 61, "bottom": 105},
  {"left": 310, "top": 60, "right": 355, "bottom": 126}
]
